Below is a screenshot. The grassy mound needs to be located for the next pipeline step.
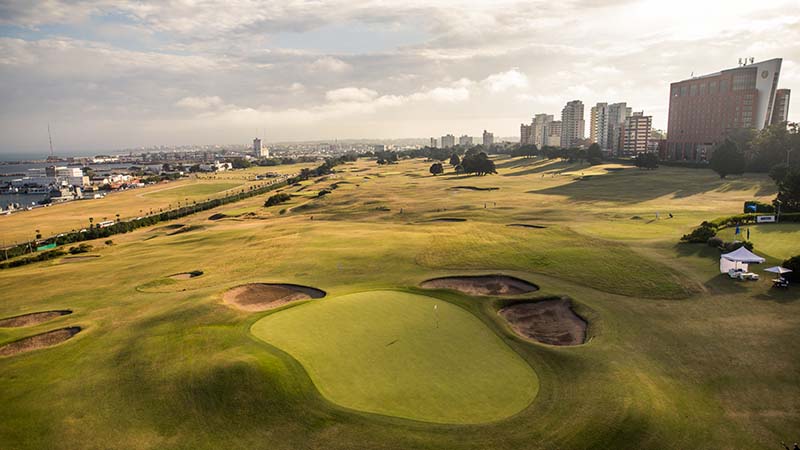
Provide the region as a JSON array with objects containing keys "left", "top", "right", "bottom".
[{"left": 251, "top": 290, "right": 538, "bottom": 424}]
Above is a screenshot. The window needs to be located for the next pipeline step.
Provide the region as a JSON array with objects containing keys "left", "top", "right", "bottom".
[
  {"left": 699, "top": 83, "right": 707, "bottom": 95},
  {"left": 672, "top": 87, "right": 680, "bottom": 97},
  {"left": 733, "top": 68, "right": 757, "bottom": 91},
  {"left": 720, "top": 79, "right": 729, "bottom": 92},
  {"left": 743, "top": 94, "right": 754, "bottom": 106},
  {"left": 709, "top": 81, "right": 718, "bottom": 94},
  {"left": 680, "top": 86, "right": 688, "bottom": 96},
  {"left": 690, "top": 85, "right": 698, "bottom": 96}
]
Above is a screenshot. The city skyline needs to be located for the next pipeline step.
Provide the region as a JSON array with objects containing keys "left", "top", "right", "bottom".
[{"left": 1, "top": 0, "right": 799, "bottom": 154}]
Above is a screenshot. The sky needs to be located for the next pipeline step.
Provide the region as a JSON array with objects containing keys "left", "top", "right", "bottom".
[{"left": 0, "top": 0, "right": 798, "bottom": 154}]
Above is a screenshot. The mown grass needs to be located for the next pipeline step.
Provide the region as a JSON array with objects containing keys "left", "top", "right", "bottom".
[{"left": 0, "top": 156, "right": 797, "bottom": 449}]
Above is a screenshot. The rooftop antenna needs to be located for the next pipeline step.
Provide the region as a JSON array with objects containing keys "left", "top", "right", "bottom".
[
  {"left": 749, "top": 57, "right": 754, "bottom": 65},
  {"left": 738, "top": 58, "right": 742, "bottom": 67},
  {"left": 47, "top": 123, "right": 54, "bottom": 157}
]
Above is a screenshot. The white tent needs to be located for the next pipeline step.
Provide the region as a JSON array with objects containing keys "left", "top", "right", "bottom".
[
  {"left": 764, "top": 266, "right": 793, "bottom": 275},
  {"left": 719, "top": 246, "right": 766, "bottom": 273}
]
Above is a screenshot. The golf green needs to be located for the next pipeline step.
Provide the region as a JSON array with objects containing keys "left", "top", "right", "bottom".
[{"left": 251, "top": 290, "right": 539, "bottom": 424}]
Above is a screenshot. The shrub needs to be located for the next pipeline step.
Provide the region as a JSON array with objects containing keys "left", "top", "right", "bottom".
[
  {"left": 781, "top": 255, "right": 800, "bottom": 282},
  {"left": 719, "top": 241, "right": 754, "bottom": 253},
  {"left": 743, "top": 201, "right": 775, "bottom": 213},
  {"left": 681, "top": 222, "right": 717, "bottom": 243},
  {"left": 68, "top": 244, "right": 93, "bottom": 254},
  {"left": 265, "top": 192, "right": 291, "bottom": 207},
  {"left": 317, "top": 189, "right": 331, "bottom": 197},
  {"left": 707, "top": 236, "right": 723, "bottom": 248},
  {"left": 105, "top": 240, "right": 114, "bottom": 246}
]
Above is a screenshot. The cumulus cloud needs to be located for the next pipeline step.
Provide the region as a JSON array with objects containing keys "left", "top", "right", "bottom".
[
  {"left": 0, "top": 0, "right": 799, "bottom": 151},
  {"left": 482, "top": 69, "right": 529, "bottom": 92},
  {"left": 310, "top": 56, "right": 352, "bottom": 73},
  {"left": 175, "top": 96, "right": 224, "bottom": 109},
  {"left": 325, "top": 87, "right": 378, "bottom": 103}
]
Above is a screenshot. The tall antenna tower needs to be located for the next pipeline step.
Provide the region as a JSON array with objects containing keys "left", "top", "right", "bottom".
[{"left": 47, "top": 123, "right": 54, "bottom": 157}]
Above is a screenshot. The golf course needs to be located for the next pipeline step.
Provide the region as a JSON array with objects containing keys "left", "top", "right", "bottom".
[{"left": 1, "top": 155, "right": 798, "bottom": 449}]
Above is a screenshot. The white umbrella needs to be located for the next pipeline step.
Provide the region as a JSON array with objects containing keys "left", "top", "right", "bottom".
[{"left": 764, "top": 266, "right": 793, "bottom": 274}]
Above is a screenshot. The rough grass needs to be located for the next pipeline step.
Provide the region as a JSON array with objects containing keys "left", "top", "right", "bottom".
[{"left": 0, "top": 156, "right": 797, "bottom": 449}]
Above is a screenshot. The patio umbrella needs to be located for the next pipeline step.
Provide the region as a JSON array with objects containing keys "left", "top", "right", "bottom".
[{"left": 764, "top": 266, "right": 793, "bottom": 274}]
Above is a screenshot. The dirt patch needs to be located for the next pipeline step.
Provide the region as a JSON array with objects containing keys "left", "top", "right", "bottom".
[
  {"left": 223, "top": 283, "right": 326, "bottom": 312},
  {"left": 425, "top": 218, "right": 467, "bottom": 223},
  {"left": 0, "top": 310, "right": 72, "bottom": 327},
  {"left": 420, "top": 275, "right": 538, "bottom": 296},
  {"left": 507, "top": 223, "right": 547, "bottom": 229},
  {"left": 61, "top": 255, "right": 100, "bottom": 263},
  {"left": 169, "top": 270, "right": 204, "bottom": 280},
  {"left": 450, "top": 186, "right": 500, "bottom": 191},
  {"left": 0, "top": 327, "right": 82, "bottom": 357},
  {"left": 498, "top": 298, "right": 586, "bottom": 346}
]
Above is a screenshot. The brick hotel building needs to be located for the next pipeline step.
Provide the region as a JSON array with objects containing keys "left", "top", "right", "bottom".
[{"left": 666, "top": 58, "right": 790, "bottom": 161}]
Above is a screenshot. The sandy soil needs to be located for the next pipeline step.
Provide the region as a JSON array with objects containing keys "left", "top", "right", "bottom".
[
  {"left": 223, "top": 283, "right": 326, "bottom": 312},
  {"left": 0, "top": 310, "right": 72, "bottom": 328},
  {"left": 420, "top": 275, "right": 538, "bottom": 296},
  {"left": 0, "top": 327, "right": 81, "bottom": 357},
  {"left": 498, "top": 298, "right": 586, "bottom": 346}
]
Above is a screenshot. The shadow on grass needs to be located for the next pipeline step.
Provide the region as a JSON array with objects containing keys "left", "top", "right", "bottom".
[{"left": 532, "top": 168, "right": 775, "bottom": 203}]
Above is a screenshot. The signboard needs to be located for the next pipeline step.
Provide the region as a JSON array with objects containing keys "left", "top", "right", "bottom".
[
  {"left": 36, "top": 243, "right": 56, "bottom": 251},
  {"left": 756, "top": 215, "right": 776, "bottom": 223}
]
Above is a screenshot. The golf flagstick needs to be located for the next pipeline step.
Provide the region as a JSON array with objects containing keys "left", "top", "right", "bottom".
[{"left": 434, "top": 304, "right": 439, "bottom": 329}]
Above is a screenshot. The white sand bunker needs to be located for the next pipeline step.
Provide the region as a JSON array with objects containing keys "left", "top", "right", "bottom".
[
  {"left": 223, "top": 283, "right": 326, "bottom": 312},
  {"left": 420, "top": 275, "right": 538, "bottom": 296},
  {"left": 498, "top": 298, "right": 587, "bottom": 346}
]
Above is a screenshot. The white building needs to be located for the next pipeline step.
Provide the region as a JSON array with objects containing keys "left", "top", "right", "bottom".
[
  {"left": 590, "top": 103, "right": 610, "bottom": 150},
  {"left": 482, "top": 130, "right": 494, "bottom": 147},
  {"left": 608, "top": 102, "right": 632, "bottom": 154},
  {"left": 441, "top": 134, "right": 456, "bottom": 148},
  {"left": 532, "top": 114, "right": 553, "bottom": 148},
  {"left": 560, "top": 100, "right": 585, "bottom": 148},
  {"left": 459, "top": 135, "right": 473, "bottom": 147}
]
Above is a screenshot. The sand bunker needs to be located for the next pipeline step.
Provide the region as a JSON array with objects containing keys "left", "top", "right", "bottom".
[
  {"left": 498, "top": 298, "right": 586, "bottom": 346},
  {"left": 450, "top": 186, "right": 500, "bottom": 191},
  {"left": 61, "top": 255, "right": 100, "bottom": 263},
  {"left": 167, "top": 225, "right": 204, "bottom": 235},
  {"left": 0, "top": 310, "right": 72, "bottom": 328},
  {"left": 223, "top": 283, "right": 326, "bottom": 312},
  {"left": 169, "top": 270, "right": 204, "bottom": 280},
  {"left": 426, "top": 218, "right": 467, "bottom": 222},
  {"left": 507, "top": 223, "right": 547, "bottom": 229},
  {"left": 420, "top": 275, "right": 538, "bottom": 296},
  {"left": 208, "top": 213, "right": 226, "bottom": 220},
  {"left": 0, "top": 327, "right": 82, "bottom": 357}
]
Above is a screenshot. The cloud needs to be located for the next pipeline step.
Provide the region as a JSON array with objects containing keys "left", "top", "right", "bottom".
[
  {"left": 175, "top": 96, "right": 224, "bottom": 109},
  {"left": 482, "top": 69, "right": 529, "bottom": 92},
  {"left": 325, "top": 87, "right": 378, "bottom": 103},
  {"left": 309, "top": 56, "right": 352, "bottom": 73}
]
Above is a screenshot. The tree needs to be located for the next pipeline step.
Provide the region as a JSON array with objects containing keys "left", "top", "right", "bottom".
[
  {"left": 634, "top": 152, "right": 659, "bottom": 169},
  {"left": 429, "top": 162, "right": 444, "bottom": 176},
  {"left": 709, "top": 140, "right": 745, "bottom": 178},
  {"left": 512, "top": 144, "right": 538, "bottom": 158},
  {"left": 449, "top": 154, "right": 460, "bottom": 166},
  {"left": 587, "top": 143, "right": 603, "bottom": 165},
  {"left": 773, "top": 166, "right": 800, "bottom": 212},
  {"left": 460, "top": 152, "right": 497, "bottom": 176},
  {"left": 750, "top": 122, "right": 798, "bottom": 171}
]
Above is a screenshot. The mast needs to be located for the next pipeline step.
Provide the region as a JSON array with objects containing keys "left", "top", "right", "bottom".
[{"left": 48, "top": 123, "right": 54, "bottom": 157}]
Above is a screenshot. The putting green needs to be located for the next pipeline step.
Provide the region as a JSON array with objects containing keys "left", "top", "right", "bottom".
[{"left": 251, "top": 290, "right": 538, "bottom": 424}]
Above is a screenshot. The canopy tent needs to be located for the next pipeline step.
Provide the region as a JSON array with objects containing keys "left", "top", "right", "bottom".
[
  {"left": 719, "top": 247, "right": 766, "bottom": 273},
  {"left": 764, "top": 266, "right": 793, "bottom": 275}
]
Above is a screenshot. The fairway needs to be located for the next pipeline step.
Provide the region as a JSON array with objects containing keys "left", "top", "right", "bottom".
[
  {"left": 143, "top": 182, "right": 242, "bottom": 199},
  {"left": 716, "top": 223, "right": 800, "bottom": 260},
  {"left": 251, "top": 290, "right": 538, "bottom": 424}
]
